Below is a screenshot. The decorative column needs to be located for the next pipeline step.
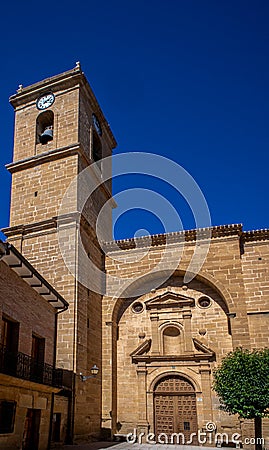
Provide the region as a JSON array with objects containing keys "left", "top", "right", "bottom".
[
  {"left": 136, "top": 362, "right": 149, "bottom": 436},
  {"left": 199, "top": 363, "right": 213, "bottom": 422},
  {"left": 150, "top": 313, "right": 160, "bottom": 354}
]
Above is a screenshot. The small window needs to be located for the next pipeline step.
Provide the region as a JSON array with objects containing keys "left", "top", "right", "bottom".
[
  {"left": 184, "top": 421, "right": 190, "bottom": 431},
  {"left": 132, "top": 302, "right": 144, "bottom": 314},
  {"left": 36, "top": 110, "right": 54, "bottom": 145},
  {"left": 0, "top": 401, "right": 16, "bottom": 434},
  {"left": 197, "top": 296, "right": 211, "bottom": 308}
]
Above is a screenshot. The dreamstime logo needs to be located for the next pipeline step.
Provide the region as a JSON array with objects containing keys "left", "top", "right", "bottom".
[
  {"left": 205, "top": 421, "right": 217, "bottom": 432},
  {"left": 126, "top": 423, "right": 265, "bottom": 446},
  {"left": 57, "top": 152, "right": 212, "bottom": 297}
]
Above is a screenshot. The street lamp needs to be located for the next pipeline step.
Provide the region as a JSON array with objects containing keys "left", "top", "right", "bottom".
[{"left": 79, "top": 364, "right": 99, "bottom": 382}]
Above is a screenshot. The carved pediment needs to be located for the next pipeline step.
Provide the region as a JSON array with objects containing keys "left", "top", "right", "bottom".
[
  {"left": 193, "top": 338, "right": 215, "bottom": 357},
  {"left": 131, "top": 337, "right": 215, "bottom": 364},
  {"left": 145, "top": 291, "right": 195, "bottom": 310},
  {"left": 130, "top": 339, "right": 151, "bottom": 360}
]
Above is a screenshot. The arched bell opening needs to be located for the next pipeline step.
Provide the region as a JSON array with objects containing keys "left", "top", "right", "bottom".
[
  {"left": 36, "top": 110, "right": 54, "bottom": 145},
  {"left": 92, "top": 129, "right": 102, "bottom": 163}
]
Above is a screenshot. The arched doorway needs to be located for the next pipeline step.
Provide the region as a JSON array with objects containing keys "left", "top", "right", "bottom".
[{"left": 154, "top": 375, "right": 198, "bottom": 444}]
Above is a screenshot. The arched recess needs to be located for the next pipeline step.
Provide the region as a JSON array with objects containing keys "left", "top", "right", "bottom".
[
  {"left": 159, "top": 322, "right": 184, "bottom": 355},
  {"left": 111, "top": 268, "right": 234, "bottom": 325},
  {"left": 107, "top": 269, "right": 234, "bottom": 436}
]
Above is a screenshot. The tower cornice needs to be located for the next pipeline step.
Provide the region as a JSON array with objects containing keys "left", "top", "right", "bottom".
[{"left": 9, "top": 64, "right": 117, "bottom": 148}]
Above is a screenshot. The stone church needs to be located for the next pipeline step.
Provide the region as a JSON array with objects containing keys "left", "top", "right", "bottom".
[{"left": 2, "top": 64, "right": 269, "bottom": 447}]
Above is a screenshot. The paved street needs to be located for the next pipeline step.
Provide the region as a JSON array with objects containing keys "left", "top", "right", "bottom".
[{"left": 61, "top": 442, "right": 225, "bottom": 450}]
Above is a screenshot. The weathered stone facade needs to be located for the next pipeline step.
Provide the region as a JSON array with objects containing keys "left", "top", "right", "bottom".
[
  {"left": 2, "top": 66, "right": 269, "bottom": 447},
  {"left": 102, "top": 227, "right": 269, "bottom": 445}
]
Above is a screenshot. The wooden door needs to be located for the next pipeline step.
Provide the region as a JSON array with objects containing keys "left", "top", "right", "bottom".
[
  {"left": 22, "top": 409, "right": 41, "bottom": 450},
  {"left": 154, "top": 375, "right": 198, "bottom": 444},
  {"left": 51, "top": 413, "right": 61, "bottom": 442},
  {"left": 177, "top": 393, "right": 198, "bottom": 443}
]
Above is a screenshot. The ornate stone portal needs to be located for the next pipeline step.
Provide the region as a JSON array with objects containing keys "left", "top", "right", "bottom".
[{"left": 127, "top": 288, "right": 216, "bottom": 439}]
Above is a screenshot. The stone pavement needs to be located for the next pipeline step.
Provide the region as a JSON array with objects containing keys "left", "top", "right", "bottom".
[{"left": 61, "top": 442, "right": 225, "bottom": 450}]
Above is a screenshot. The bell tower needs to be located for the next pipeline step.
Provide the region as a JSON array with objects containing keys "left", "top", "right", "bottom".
[{"left": 3, "top": 63, "right": 117, "bottom": 442}]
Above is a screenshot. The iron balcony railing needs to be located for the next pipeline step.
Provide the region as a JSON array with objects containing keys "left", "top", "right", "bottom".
[{"left": 0, "top": 344, "right": 63, "bottom": 388}]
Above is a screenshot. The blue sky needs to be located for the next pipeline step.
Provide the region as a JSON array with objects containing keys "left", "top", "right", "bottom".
[{"left": 0, "top": 1, "right": 268, "bottom": 240}]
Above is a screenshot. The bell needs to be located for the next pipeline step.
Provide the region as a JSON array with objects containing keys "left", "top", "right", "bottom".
[{"left": 40, "top": 127, "right": 53, "bottom": 144}]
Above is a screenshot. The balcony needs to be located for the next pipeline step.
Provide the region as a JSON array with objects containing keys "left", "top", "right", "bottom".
[{"left": 0, "top": 344, "right": 63, "bottom": 388}]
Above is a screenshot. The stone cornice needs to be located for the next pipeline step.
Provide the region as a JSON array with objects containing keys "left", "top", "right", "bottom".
[
  {"left": 104, "top": 224, "right": 243, "bottom": 251},
  {"left": 2, "top": 218, "right": 57, "bottom": 238},
  {"left": 131, "top": 353, "right": 215, "bottom": 364},
  {"left": 6, "top": 143, "right": 81, "bottom": 173},
  {"left": 243, "top": 229, "right": 269, "bottom": 242},
  {"left": 6, "top": 143, "right": 113, "bottom": 203},
  {"left": 2, "top": 213, "right": 101, "bottom": 251},
  {"left": 9, "top": 66, "right": 82, "bottom": 107},
  {"left": 0, "top": 372, "right": 62, "bottom": 393},
  {"left": 104, "top": 225, "right": 269, "bottom": 251},
  {"left": 2, "top": 213, "right": 79, "bottom": 238}
]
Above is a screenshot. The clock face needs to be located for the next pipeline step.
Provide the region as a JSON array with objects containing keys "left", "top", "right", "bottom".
[
  {"left": 92, "top": 113, "right": 102, "bottom": 136},
  {"left": 36, "top": 93, "right": 55, "bottom": 110}
]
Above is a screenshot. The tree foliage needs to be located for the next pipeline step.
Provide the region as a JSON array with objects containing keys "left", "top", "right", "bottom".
[{"left": 213, "top": 347, "right": 269, "bottom": 419}]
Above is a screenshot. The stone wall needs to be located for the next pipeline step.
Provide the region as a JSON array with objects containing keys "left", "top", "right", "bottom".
[{"left": 0, "top": 382, "right": 52, "bottom": 450}]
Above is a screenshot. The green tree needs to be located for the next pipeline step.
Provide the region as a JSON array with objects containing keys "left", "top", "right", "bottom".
[{"left": 213, "top": 347, "right": 269, "bottom": 450}]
